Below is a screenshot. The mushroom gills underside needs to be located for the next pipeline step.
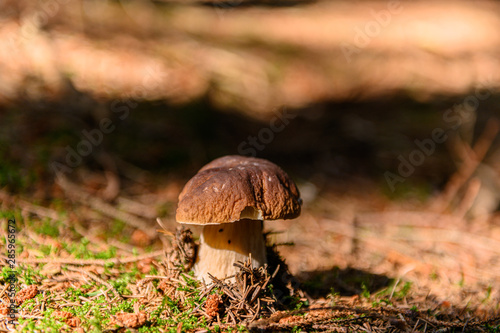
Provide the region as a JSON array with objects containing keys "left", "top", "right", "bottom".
[
  {"left": 239, "top": 206, "right": 263, "bottom": 220},
  {"left": 194, "top": 219, "right": 267, "bottom": 283}
]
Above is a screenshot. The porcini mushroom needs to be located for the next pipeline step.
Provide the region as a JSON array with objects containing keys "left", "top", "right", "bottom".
[{"left": 176, "top": 155, "right": 301, "bottom": 282}]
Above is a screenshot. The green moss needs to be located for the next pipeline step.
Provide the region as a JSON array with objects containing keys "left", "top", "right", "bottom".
[
  {"left": 34, "top": 218, "right": 60, "bottom": 238},
  {"left": 18, "top": 316, "right": 67, "bottom": 332}
]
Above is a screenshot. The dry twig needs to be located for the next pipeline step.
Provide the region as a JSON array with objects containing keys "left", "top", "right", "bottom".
[
  {"left": 431, "top": 119, "right": 500, "bottom": 212},
  {"left": 15, "top": 250, "right": 165, "bottom": 266},
  {"left": 66, "top": 266, "right": 122, "bottom": 301},
  {"left": 55, "top": 174, "right": 157, "bottom": 238}
]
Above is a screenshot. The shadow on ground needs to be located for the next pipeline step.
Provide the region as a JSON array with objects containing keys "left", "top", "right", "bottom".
[
  {"left": 2, "top": 88, "right": 500, "bottom": 200},
  {"left": 296, "top": 267, "right": 393, "bottom": 298},
  {"left": 199, "top": 0, "right": 317, "bottom": 9}
]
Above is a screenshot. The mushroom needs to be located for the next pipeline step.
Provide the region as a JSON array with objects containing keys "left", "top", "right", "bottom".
[{"left": 176, "top": 155, "right": 301, "bottom": 282}]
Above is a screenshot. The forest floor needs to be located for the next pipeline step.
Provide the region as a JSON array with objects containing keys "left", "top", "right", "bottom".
[
  {"left": 1, "top": 0, "right": 500, "bottom": 331},
  {"left": 0, "top": 166, "right": 499, "bottom": 332}
]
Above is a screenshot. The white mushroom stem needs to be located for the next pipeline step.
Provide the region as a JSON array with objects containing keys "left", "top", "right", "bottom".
[{"left": 193, "top": 219, "right": 267, "bottom": 283}]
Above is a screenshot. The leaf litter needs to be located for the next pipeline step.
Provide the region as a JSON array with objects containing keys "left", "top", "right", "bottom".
[
  {"left": 1, "top": 221, "right": 498, "bottom": 332},
  {"left": 1, "top": 182, "right": 500, "bottom": 332}
]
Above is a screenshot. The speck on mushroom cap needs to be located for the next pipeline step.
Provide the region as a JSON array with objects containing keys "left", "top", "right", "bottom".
[{"left": 176, "top": 155, "right": 301, "bottom": 224}]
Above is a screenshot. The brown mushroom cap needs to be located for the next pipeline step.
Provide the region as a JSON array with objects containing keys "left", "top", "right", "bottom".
[{"left": 176, "top": 155, "right": 301, "bottom": 224}]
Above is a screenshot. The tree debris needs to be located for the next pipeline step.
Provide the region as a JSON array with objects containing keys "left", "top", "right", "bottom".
[{"left": 16, "top": 285, "right": 38, "bottom": 305}]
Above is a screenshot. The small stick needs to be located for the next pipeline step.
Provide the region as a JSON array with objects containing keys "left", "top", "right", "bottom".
[
  {"left": 250, "top": 298, "right": 261, "bottom": 322},
  {"left": 249, "top": 285, "right": 262, "bottom": 304},
  {"left": 66, "top": 266, "right": 122, "bottom": 300},
  {"left": 454, "top": 177, "right": 481, "bottom": 219},
  {"left": 0, "top": 190, "right": 59, "bottom": 220},
  {"left": 227, "top": 309, "right": 237, "bottom": 325},
  {"left": 15, "top": 250, "right": 164, "bottom": 266},
  {"left": 56, "top": 174, "right": 157, "bottom": 238},
  {"left": 431, "top": 119, "right": 500, "bottom": 212}
]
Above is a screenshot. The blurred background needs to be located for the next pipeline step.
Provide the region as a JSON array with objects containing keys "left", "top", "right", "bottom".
[{"left": 1, "top": 0, "right": 500, "bottom": 314}]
